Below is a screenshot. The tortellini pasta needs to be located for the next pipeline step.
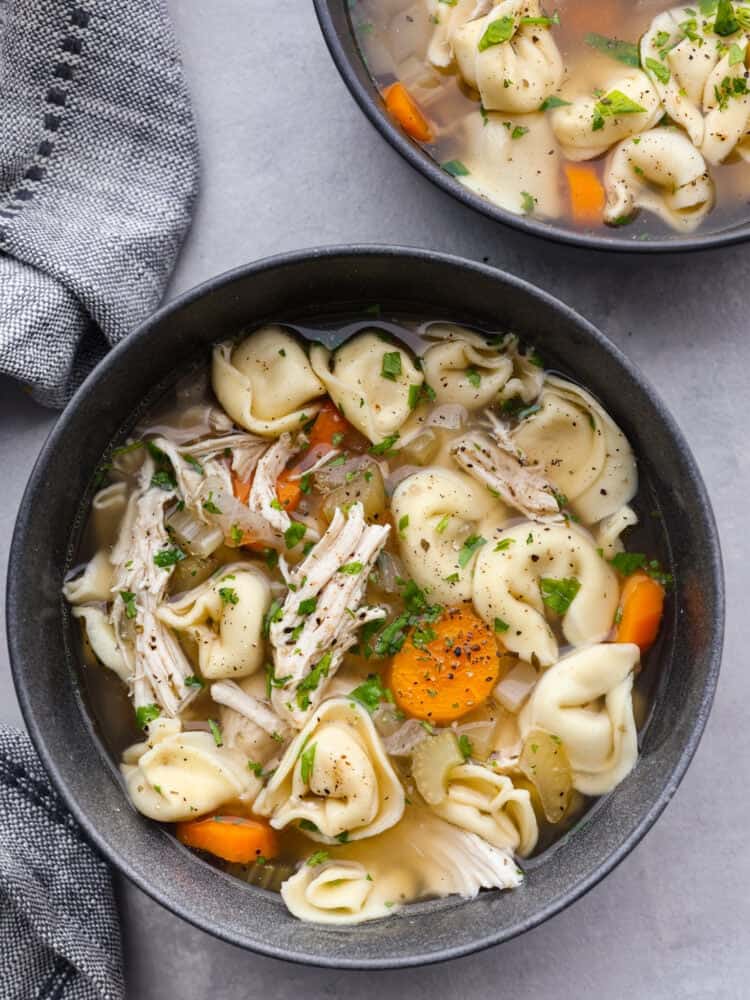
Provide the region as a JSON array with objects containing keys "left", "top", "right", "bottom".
[
  {"left": 472, "top": 521, "right": 619, "bottom": 666},
  {"left": 551, "top": 70, "right": 661, "bottom": 161},
  {"left": 73, "top": 605, "right": 129, "bottom": 683},
  {"left": 513, "top": 375, "right": 637, "bottom": 524},
  {"left": 641, "top": 8, "right": 750, "bottom": 165},
  {"left": 520, "top": 642, "right": 640, "bottom": 795},
  {"left": 426, "top": 0, "right": 477, "bottom": 69},
  {"left": 424, "top": 761, "right": 538, "bottom": 856},
  {"left": 253, "top": 698, "right": 405, "bottom": 843},
  {"left": 422, "top": 325, "right": 515, "bottom": 409},
  {"left": 452, "top": 0, "right": 564, "bottom": 113},
  {"left": 62, "top": 550, "right": 114, "bottom": 605},
  {"left": 604, "top": 128, "right": 715, "bottom": 233},
  {"left": 458, "top": 109, "right": 562, "bottom": 219},
  {"left": 155, "top": 564, "right": 271, "bottom": 680},
  {"left": 391, "top": 467, "right": 502, "bottom": 603},
  {"left": 281, "top": 806, "right": 523, "bottom": 924},
  {"left": 594, "top": 505, "right": 639, "bottom": 560},
  {"left": 212, "top": 326, "right": 326, "bottom": 437},
  {"left": 309, "top": 333, "right": 423, "bottom": 444},
  {"left": 121, "top": 717, "right": 258, "bottom": 822}
]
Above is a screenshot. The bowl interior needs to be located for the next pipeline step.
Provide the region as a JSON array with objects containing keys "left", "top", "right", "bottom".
[
  {"left": 7, "top": 247, "right": 723, "bottom": 967},
  {"left": 313, "top": 0, "right": 750, "bottom": 254}
]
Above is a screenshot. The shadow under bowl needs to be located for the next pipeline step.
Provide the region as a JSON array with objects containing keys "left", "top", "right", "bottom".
[{"left": 7, "top": 245, "right": 724, "bottom": 967}]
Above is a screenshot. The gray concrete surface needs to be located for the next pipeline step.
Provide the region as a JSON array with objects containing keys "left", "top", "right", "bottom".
[{"left": 1, "top": 0, "right": 747, "bottom": 995}]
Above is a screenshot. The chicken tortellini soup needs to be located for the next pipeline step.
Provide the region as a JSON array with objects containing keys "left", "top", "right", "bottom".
[
  {"left": 356, "top": 0, "right": 750, "bottom": 237},
  {"left": 64, "top": 317, "right": 672, "bottom": 925}
]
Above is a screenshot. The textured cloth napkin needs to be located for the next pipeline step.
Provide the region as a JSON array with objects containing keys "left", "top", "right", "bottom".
[
  {"left": 0, "top": 0, "right": 199, "bottom": 407},
  {"left": 0, "top": 728, "right": 124, "bottom": 1000}
]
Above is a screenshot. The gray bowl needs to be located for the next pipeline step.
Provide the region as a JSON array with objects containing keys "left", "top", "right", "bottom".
[
  {"left": 7, "top": 246, "right": 723, "bottom": 967},
  {"left": 313, "top": 0, "right": 750, "bottom": 253}
]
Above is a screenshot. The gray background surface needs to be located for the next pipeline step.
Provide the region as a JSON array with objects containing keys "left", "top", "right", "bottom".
[{"left": 1, "top": 1, "right": 747, "bottom": 996}]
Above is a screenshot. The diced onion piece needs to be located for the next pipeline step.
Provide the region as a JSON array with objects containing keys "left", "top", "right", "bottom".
[
  {"left": 425, "top": 404, "right": 467, "bottom": 430},
  {"left": 493, "top": 661, "right": 538, "bottom": 713},
  {"left": 167, "top": 506, "right": 224, "bottom": 558},
  {"left": 318, "top": 459, "right": 387, "bottom": 522},
  {"left": 519, "top": 728, "right": 572, "bottom": 824},
  {"left": 376, "top": 549, "right": 406, "bottom": 594},
  {"left": 381, "top": 718, "right": 429, "bottom": 756},
  {"left": 401, "top": 430, "right": 440, "bottom": 467},
  {"left": 411, "top": 731, "right": 463, "bottom": 805}
]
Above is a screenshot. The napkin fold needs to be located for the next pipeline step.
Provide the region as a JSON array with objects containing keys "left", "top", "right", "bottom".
[
  {"left": 0, "top": 728, "right": 124, "bottom": 1000},
  {"left": 0, "top": 0, "right": 200, "bottom": 406}
]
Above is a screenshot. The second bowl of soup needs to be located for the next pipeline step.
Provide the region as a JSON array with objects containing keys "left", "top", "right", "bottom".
[{"left": 316, "top": 0, "right": 750, "bottom": 250}]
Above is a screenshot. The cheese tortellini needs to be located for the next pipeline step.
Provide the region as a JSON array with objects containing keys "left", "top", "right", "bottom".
[
  {"left": 457, "top": 109, "right": 562, "bottom": 219},
  {"left": 121, "top": 717, "right": 258, "bottom": 822},
  {"left": 280, "top": 805, "right": 523, "bottom": 924},
  {"left": 253, "top": 698, "right": 405, "bottom": 843},
  {"left": 422, "top": 325, "right": 515, "bottom": 409},
  {"left": 391, "top": 468, "right": 502, "bottom": 603},
  {"left": 156, "top": 564, "right": 271, "bottom": 679},
  {"left": 551, "top": 70, "right": 661, "bottom": 161},
  {"left": 63, "top": 549, "right": 114, "bottom": 605},
  {"left": 520, "top": 643, "right": 640, "bottom": 795},
  {"left": 641, "top": 7, "right": 750, "bottom": 165},
  {"left": 452, "top": 0, "right": 564, "bottom": 113},
  {"left": 309, "top": 333, "right": 423, "bottom": 444},
  {"left": 212, "top": 326, "right": 326, "bottom": 437},
  {"left": 513, "top": 375, "right": 638, "bottom": 524},
  {"left": 604, "top": 128, "right": 715, "bottom": 233},
  {"left": 472, "top": 521, "right": 619, "bottom": 666},
  {"left": 73, "top": 605, "right": 129, "bottom": 683}
]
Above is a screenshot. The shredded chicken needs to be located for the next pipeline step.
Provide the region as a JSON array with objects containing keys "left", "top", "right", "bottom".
[
  {"left": 110, "top": 457, "right": 199, "bottom": 716},
  {"left": 152, "top": 433, "right": 265, "bottom": 512},
  {"left": 248, "top": 433, "right": 299, "bottom": 534},
  {"left": 269, "top": 503, "right": 390, "bottom": 728},
  {"left": 451, "top": 415, "right": 563, "bottom": 523},
  {"left": 211, "top": 680, "right": 290, "bottom": 740}
]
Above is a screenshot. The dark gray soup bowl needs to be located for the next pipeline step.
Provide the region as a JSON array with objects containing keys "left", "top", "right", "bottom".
[
  {"left": 8, "top": 246, "right": 723, "bottom": 968},
  {"left": 313, "top": 0, "right": 750, "bottom": 253}
]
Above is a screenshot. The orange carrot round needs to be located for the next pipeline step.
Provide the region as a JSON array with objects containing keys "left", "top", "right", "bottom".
[
  {"left": 308, "top": 399, "right": 351, "bottom": 448},
  {"left": 176, "top": 815, "right": 279, "bottom": 864},
  {"left": 564, "top": 163, "right": 605, "bottom": 227},
  {"left": 615, "top": 572, "right": 665, "bottom": 652},
  {"left": 389, "top": 604, "right": 499, "bottom": 724},
  {"left": 383, "top": 82, "right": 433, "bottom": 143}
]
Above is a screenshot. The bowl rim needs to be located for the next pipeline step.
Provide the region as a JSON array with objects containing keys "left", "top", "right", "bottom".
[
  {"left": 312, "top": 0, "right": 750, "bottom": 255},
  {"left": 7, "top": 244, "right": 725, "bottom": 967}
]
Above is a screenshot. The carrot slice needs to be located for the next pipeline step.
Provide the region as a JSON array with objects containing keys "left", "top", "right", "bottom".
[
  {"left": 276, "top": 469, "right": 302, "bottom": 513},
  {"left": 389, "top": 604, "right": 500, "bottom": 725},
  {"left": 231, "top": 469, "right": 252, "bottom": 506},
  {"left": 383, "top": 82, "right": 433, "bottom": 143},
  {"left": 615, "top": 572, "right": 665, "bottom": 652},
  {"left": 564, "top": 163, "right": 606, "bottom": 227},
  {"left": 308, "top": 399, "right": 350, "bottom": 449},
  {"left": 176, "top": 815, "right": 279, "bottom": 864}
]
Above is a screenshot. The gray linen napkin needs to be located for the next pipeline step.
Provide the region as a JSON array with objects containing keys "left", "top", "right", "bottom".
[
  {"left": 0, "top": 727, "right": 124, "bottom": 1000},
  {"left": 0, "top": 0, "right": 199, "bottom": 407}
]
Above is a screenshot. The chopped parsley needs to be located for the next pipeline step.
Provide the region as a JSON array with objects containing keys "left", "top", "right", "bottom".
[
  {"left": 539, "top": 95, "right": 572, "bottom": 110},
  {"left": 494, "top": 617, "right": 510, "bottom": 633},
  {"left": 184, "top": 675, "right": 204, "bottom": 689},
  {"left": 218, "top": 586, "right": 239, "bottom": 605},
  {"left": 539, "top": 577, "right": 581, "bottom": 615},
  {"left": 458, "top": 734, "right": 473, "bottom": 759},
  {"left": 381, "top": 351, "right": 403, "bottom": 381},
  {"left": 465, "top": 367, "right": 482, "bottom": 388},
  {"left": 478, "top": 15, "right": 516, "bottom": 51},
  {"left": 494, "top": 538, "right": 514, "bottom": 551},
  {"left": 262, "top": 598, "right": 284, "bottom": 639},
  {"left": 370, "top": 433, "right": 400, "bottom": 456},
  {"left": 398, "top": 514, "right": 410, "bottom": 536},
  {"left": 208, "top": 719, "right": 223, "bottom": 746},
  {"left": 230, "top": 523, "right": 244, "bottom": 545},
  {"left": 265, "top": 661, "right": 292, "bottom": 698},
  {"left": 300, "top": 741, "right": 317, "bottom": 783},
  {"left": 645, "top": 56, "right": 670, "bottom": 83},
  {"left": 201, "top": 492, "right": 222, "bottom": 515},
  {"left": 339, "top": 561, "right": 364, "bottom": 575},
  {"left": 715, "top": 0, "right": 740, "bottom": 35},
  {"left": 306, "top": 850, "right": 329, "bottom": 867},
  {"left": 296, "top": 652, "right": 333, "bottom": 709},
  {"left": 609, "top": 551, "right": 646, "bottom": 575},
  {"left": 120, "top": 590, "right": 137, "bottom": 619},
  {"left": 135, "top": 704, "right": 160, "bottom": 729},
  {"left": 441, "top": 159, "right": 470, "bottom": 177},
  {"left": 153, "top": 546, "right": 185, "bottom": 568},
  {"left": 584, "top": 32, "right": 641, "bottom": 68},
  {"left": 298, "top": 597, "right": 318, "bottom": 616},
  {"left": 521, "top": 190, "right": 536, "bottom": 214},
  {"left": 298, "top": 819, "right": 320, "bottom": 833},
  {"left": 150, "top": 470, "right": 177, "bottom": 491},
  {"left": 182, "top": 454, "right": 204, "bottom": 474},
  {"left": 458, "top": 534, "right": 487, "bottom": 568},
  {"left": 284, "top": 521, "right": 307, "bottom": 549},
  {"left": 436, "top": 514, "right": 451, "bottom": 534},
  {"left": 349, "top": 674, "right": 394, "bottom": 713}
]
